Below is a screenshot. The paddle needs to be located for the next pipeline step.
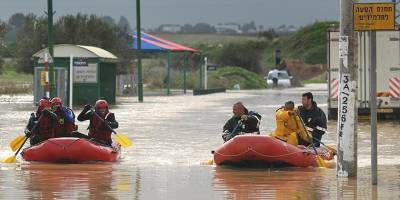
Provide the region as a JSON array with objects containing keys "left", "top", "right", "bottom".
[
  {"left": 294, "top": 112, "right": 327, "bottom": 168},
  {"left": 294, "top": 113, "right": 335, "bottom": 154},
  {"left": 9, "top": 113, "right": 45, "bottom": 152},
  {"left": 9, "top": 135, "right": 26, "bottom": 152},
  {"left": 91, "top": 109, "right": 133, "bottom": 148},
  {"left": 226, "top": 120, "right": 243, "bottom": 140},
  {"left": 3, "top": 115, "right": 43, "bottom": 163},
  {"left": 203, "top": 120, "right": 243, "bottom": 165},
  {"left": 312, "top": 137, "right": 337, "bottom": 155}
]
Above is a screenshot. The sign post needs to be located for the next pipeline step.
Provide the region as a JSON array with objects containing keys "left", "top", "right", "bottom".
[
  {"left": 44, "top": 53, "right": 50, "bottom": 98},
  {"left": 47, "top": 0, "right": 56, "bottom": 98},
  {"left": 337, "top": 0, "right": 358, "bottom": 178},
  {"left": 136, "top": 0, "right": 143, "bottom": 102},
  {"left": 69, "top": 55, "right": 73, "bottom": 108},
  {"left": 204, "top": 57, "right": 208, "bottom": 90},
  {"left": 352, "top": 2, "right": 395, "bottom": 185}
]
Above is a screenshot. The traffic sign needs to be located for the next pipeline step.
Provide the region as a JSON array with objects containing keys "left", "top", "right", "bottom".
[{"left": 353, "top": 3, "right": 395, "bottom": 31}]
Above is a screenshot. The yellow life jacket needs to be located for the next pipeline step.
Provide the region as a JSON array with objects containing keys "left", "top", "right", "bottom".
[
  {"left": 271, "top": 108, "right": 312, "bottom": 145},
  {"left": 292, "top": 113, "right": 312, "bottom": 144}
]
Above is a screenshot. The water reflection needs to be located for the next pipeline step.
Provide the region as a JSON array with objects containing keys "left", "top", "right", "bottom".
[
  {"left": 19, "top": 163, "right": 117, "bottom": 199},
  {"left": 0, "top": 87, "right": 399, "bottom": 199},
  {"left": 213, "top": 166, "right": 334, "bottom": 199}
]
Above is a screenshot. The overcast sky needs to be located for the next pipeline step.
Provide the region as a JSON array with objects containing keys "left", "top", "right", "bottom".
[{"left": 0, "top": 0, "right": 392, "bottom": 29}]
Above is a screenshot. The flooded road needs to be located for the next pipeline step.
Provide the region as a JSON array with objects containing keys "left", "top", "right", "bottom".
[{"left": 0, "top": 84, "right": 399, "bottom": 199}]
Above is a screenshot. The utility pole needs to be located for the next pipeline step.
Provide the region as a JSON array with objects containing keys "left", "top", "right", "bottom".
[
  {"left": 47, "top": 0, "right": 56, "bottom": 98},
  {"left": 393, "top": 0, "right": 399, "bottom": 24},
  {"left": 337, "top": 0, "right": 358, "bottom": 178},
  {"left": 204, "top": 57, "right": 208, "bottom": 89},
  {"left": 370, "top": 31, "right": 378, "bottom": 185},
  {"left": 136, "top": 0, "right": 143, "bottom": 102}
]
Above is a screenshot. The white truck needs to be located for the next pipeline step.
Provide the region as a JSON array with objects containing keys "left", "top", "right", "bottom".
[{"left": 327, "top": 29, "right": 400, "bottom": 119}]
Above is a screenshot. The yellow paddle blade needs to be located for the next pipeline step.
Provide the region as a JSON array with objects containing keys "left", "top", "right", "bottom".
[
  {"left": 2, "top": 155, "right": 17, "bottom": 163},
  {"left": 115, "top": 133, "right": 133, "bottom": 148},
  {"left": 201, "top": 159, "right": 214, "bottom": 165},
  {"left": 326, "top": 145, "right": 337, "bottom": 155},
  {"left": 316, "top": 156, "right": 327, "bottom": 168},
  {"left": 324, "top": 160, "right": 336, "bottom": 169},
  {"left": 10, "top": 135, "right": 26, "bottom": 152}
]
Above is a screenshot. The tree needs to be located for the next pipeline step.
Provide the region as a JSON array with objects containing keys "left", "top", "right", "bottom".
[
  {"left": 258, "top": 28, "right": 278, "bottom": 41},
  {"left": 181, "top": 24, "right": 193, "bottom": 33},
  {"left": 14, "top": 14, "right": 47, "bottom": 73},
  {"left": 101, "top": 16, "right": 116, "bottom": 26},
  {"left": 118, "top": 16, "right": 132, "bottom": 33},
  {"left": 241, "top": 21, "right": 257, "bottom": 33},
  {"left": 214, "top": 41, "right": 268, "bottom": 74},
  {"left": 0, "top": 20, "right": 6, "bottom": 38},
  {"left": 8, "top": 13, "right": 25, "bottom": 29},
  {"left": 0, "top": 20, "right": 6, "bottom": 74},
  {"left": 192, "top": 23, "right": 216, "bottom": 34},
  {"left": 13, "top": 13, "right": 133, "bottom": 73},
  {"left": 5, "top": 13, "right": 25, "bottom": 43}
]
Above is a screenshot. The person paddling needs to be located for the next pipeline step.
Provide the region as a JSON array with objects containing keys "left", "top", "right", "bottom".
[
  {"left": 77, "top": 100, "right": 118, "bottom": 146},
  {"left": 51, "top": 97, "right": 77, "bottom": 137},
  {"left": 271, "top": 101, "right": 301, "bottom": 145},
  {"left": 222, "top": 102, "right": 261, "bottom": 142},
  {"left": 25, "top": 98, "right": 57, "bottom": 146},
  {"left": 297, "top": 92, "right": 327, "bottom": 147}
]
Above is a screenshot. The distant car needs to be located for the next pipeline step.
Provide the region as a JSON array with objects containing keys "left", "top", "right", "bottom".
[{"left": 264, "top": 69, "right": 293, "bottom": 87}]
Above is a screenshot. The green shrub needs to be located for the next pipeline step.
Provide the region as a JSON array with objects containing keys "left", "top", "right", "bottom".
[{"left": 208, "top": 66, "right": 267, "bottom": 89}]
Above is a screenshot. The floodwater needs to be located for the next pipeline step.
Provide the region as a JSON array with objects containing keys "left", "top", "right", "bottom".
[{"left": 0, "top": 84, "right": 399, "bottom": 199}]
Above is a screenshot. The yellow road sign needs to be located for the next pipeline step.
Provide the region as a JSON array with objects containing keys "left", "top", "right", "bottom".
[
  {"left": 353, "top": 3, "right": 395, "bottom": 31},
  {"left": 40, "top": 71, "right": 47, "bottom": 86}
]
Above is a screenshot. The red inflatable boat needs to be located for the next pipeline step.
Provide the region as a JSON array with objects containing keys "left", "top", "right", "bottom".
[
  {"left": 213, "top": 135, "right": 334, "bottom": 167},
  {"left": 21, "top": 137, "right": 121, "bottom": 163}
]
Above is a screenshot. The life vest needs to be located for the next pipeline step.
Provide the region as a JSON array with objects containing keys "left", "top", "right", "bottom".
[
  {"left": 292, "top": 114, "right": 312, "bottom": 144},
  {"left": 271, "top": 108, "right": 312, "bottom": 144},
  {"left": 34, "top": 114, "right": 54, "bottom": 139},
  {"left": 271, "top": 108, "right": 297, "bottom": 140},
  {"left": 88, "top": 113, "right": 112, "bottom": 144},
  {"left": 54, "top": 108, "right": 76, "bottom": 137}
]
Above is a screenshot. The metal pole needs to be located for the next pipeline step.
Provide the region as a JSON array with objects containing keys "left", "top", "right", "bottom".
[
  {"left": 364, "top": 32, "right": 367, "bottom": 108},
  {"left": 136, "top": 0, "right": 143, "bottom": 102},
  {"left": 47, "top": 0, "right": 56, "bottom": 98},
  {"left": 183, "top": 52, "right": 187, "bottom": 94},
  {"left": 327, "top": 30, "right": 331, "bottom": 111},
  {"left": 358, "top": 32, "right": 363, "bottom": 108},
  {"left": 69, "top": 55, "right": 73, "bottom": 108},
  {"left": 44, "top": 53, "right": 50, "bottom": 98},
  {"left": 167, "top": 51, "right": 171, "bottom": 96},
  {"left": 199, "top": 57, "right": 203, "bottom": 89},
  {"left": 204, "top": 57, "right": 208, "bottom": 90},
  {"left": 337, "top": 0, "right": 358, "bottom": 178},
  {"left": 370, "top": 30, "right": 378, "bottom": 185}
]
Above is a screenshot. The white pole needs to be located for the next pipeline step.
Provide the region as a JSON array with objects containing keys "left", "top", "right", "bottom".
[
  {"left": 204, "top": 57, "right": 208, "bottom": 90},
  {"left": 69, "top": 55, "right": 73, "bottom": 108},
  {"left": 370, "top": 31, "right": 378, "bottom": 185},
  {"left": 44, "top": 53, "right": 50, "bottom": 98},
  {"left": 337, "top": 0, "right": 358, "bottom": 178}
]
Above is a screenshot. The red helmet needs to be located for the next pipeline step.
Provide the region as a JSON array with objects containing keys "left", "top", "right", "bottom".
[
  {"left": 37, "top": 99, "right": 51, "bottom": 111},
  {"left": 51, "top": 97, "right": 63, "bottom": 107},
  {"left": 95, "top": 100, "right": 109, "bottom": 111}
]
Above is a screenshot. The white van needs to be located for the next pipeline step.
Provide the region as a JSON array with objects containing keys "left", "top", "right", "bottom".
[{"left": 265, "top": 69, "right": 292, "bottom": 87}]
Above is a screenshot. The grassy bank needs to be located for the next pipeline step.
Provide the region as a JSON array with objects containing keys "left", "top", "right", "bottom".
[
  {"left": 0, "top": 67, "right": 33, "bottom": 94},
  {"left": 142, "top": 62, "right": 267, "bottom": 90},
  {"left": 208, "top": 66, "right": 267, "bottom": 89},
  {"left": 159, "top": 22, "right": 336, "bottom": 83},
  {"left": 155, "top": 33, "right": 260, "bottom": 46}
]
